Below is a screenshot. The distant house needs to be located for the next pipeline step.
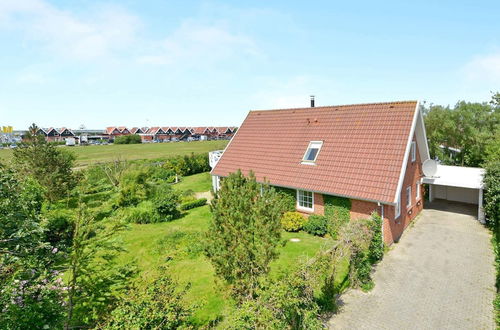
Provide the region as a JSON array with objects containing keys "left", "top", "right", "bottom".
[
  {"left": 130, "top": 127, "right": 144, "bottom": 134},
  {"left": 211, "top": 101, "right": 430, "bottom": 245}
]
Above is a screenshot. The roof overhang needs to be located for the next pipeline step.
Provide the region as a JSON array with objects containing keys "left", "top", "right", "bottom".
[{"left": 422, "top": 165, "right": 485, "bottom": 189}]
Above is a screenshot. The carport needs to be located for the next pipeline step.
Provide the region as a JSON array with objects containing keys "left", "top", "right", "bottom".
[{"left": 422, "top": 164, "right": 485, "bottom": 222}]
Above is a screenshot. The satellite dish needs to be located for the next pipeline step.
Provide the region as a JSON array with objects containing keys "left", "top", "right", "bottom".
[{"left": 422, "top": 159, "right": 438, "bottom": 177}]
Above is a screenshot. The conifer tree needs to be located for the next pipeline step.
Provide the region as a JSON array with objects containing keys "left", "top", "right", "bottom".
[{"left": 205, "top": 170, "right": 285, "bottom": 298}]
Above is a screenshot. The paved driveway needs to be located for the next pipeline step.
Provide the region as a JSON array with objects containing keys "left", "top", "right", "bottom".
[{"left": 329, "top": 201, "right": 496, "bottom": 330}]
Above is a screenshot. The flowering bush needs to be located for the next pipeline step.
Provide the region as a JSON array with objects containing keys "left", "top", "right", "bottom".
[
  {"left": 0, "top": 271, "right": 66, "bottom": 329},
  {"left": 281, "top": 212, "right": 307, "bottom": 232}
]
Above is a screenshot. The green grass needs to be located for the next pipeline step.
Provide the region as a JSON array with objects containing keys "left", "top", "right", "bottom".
[
  {"left": 117, "top": 205, "right": 331, "bottom": 326},
  {"left": 173, "top": 172, "right": 212, "bottom": 193},
  {"left": 0, "top": 140, "right": 228, "bottom": 166}
]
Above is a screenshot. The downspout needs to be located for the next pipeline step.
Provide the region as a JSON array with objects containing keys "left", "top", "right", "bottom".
[{"left": 378, "top": 202, "right": 384, "bottom": 248}]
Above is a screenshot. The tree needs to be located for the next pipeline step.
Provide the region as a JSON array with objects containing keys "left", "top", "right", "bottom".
[
  {"left": 205, "top": 170, "right": 285, "bottom": 298},
  {"left": 424, "top": 101, "right": 500, "bottom": 166},
  {"left": 0, "top": 164, "right": 65, "bottom": 328},
  {"left": 65, "top": 202, "right": 133, "bottom": 328},
  {"left": 13, "top": 123, "right": 78, "bottom": 201}
]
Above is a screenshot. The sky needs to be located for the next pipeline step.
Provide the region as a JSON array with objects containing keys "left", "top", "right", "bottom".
[{"left": 0, "top": 0, "right": 499, "bottom": 129}]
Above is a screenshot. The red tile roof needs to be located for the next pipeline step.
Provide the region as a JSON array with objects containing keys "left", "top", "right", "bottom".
[{"left": 212, "top": 101, "right": 418, "bottom": 204}]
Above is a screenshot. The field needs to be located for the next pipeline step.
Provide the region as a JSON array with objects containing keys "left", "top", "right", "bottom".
[
  {"left": 118, "top": 207, "right": 330, "bottom": 325},
  {"left": 117, "top": 172, "right": 334, "bottom": 326},
  {"left": 0, "top": 140, "right": 229, "bottom": 166}
]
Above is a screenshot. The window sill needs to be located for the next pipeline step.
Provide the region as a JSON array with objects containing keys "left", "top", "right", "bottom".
[
  {"left": 300, "top": 161, "right": 316, "bottom": 166},
  {"left": 297, "top": 206, "right": 314, "bottom": 213}
]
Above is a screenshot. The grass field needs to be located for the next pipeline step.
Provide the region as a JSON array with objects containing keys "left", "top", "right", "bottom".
[
  {"left": 116, "top": 171, "right": 333, "bottom": 325},
  {"left": 0, "top": 140, "right": 229, "bottom": 166},
  {"left": 117, "top": 205, "right": 331, "bottom": 326}
]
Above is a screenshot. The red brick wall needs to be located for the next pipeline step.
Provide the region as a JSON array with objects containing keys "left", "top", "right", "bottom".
[
  {"left": 383, "top": 136, "right": 424, "bottom": 244},
  {"left": 350, "top": 199, "right": 379, "bottom": 220}
]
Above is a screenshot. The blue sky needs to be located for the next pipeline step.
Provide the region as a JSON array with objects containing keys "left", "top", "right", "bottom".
[{"left": 1, "top": 0, "right": 499, "bottom": 129}]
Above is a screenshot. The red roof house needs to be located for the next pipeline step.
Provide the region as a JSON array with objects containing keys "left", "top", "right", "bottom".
[{"left": 211, "top": 101, "right": 430, "bottom": 244}]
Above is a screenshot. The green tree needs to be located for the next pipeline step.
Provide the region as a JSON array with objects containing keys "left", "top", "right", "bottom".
[
  {"left": 113, "top": 134, "right": 141, "bottom": 144},
  {"left": 13, "top": 123, "right": 78, "bottom": 201},
  {"left": 0, "top": 164, "right": 65, "bottom": 329},
  {"left": 205, "top": 170, "right": 285, "bottom": 298},
  {"left": 424, "top": 101, "right": 500, "bottom": 166},
  {"left": 65, "top": 203, "right": 133, "bottom": 328}
]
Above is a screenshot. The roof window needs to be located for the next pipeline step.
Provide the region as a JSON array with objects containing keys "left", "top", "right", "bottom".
[{"left": 302, "top": 141, "right": 323, "bottom": 164}]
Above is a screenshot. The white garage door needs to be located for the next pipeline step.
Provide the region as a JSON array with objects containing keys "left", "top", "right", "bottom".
[{"left": 433, "top": 185, "right": 479, "bottom": 205}]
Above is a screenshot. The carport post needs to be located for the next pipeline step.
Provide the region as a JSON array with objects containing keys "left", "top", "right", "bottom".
[
  {"left": 478, "top": 188, "right": 485, "bottom": 224},
  {"left": 428, "top": 184, "right": 434, "bottom": 202}
]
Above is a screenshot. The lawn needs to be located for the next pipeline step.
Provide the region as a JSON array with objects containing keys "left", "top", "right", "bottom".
[
  {"left": 173, "top": 172, "right": 212, "bottom": 193},
  {"left": 0, "top": 140, "right": 228, "bottom": 166},
  {"left": 117, "top": 205, "right": 331, "bottom": 326}
]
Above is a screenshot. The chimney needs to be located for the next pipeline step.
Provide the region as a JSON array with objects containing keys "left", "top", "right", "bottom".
[{"left": 310, "top": 95, "right": 315, "bottom": 107}]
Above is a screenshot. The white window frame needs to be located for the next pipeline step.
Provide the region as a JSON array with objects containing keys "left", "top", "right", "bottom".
[
  {"left": 395, "top": 194, "right": 401, "bottom": 219},
  {"left": 301, "top": 141, "right": 323, "bottom": 164},
  {"left": 416, "top": 182, "right": 420, "bottom": 200},
  {"left": 296, "top": 190, "right": 314, "bottom": 211},
  {"left": 406, "top": 186, "right": 412, "bottom": 208},
  {"left": 411, "top": 141, "right": 416, "bottom": 162}
]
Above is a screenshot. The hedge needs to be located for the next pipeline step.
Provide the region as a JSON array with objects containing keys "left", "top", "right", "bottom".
[
  {"left": 179, "top": 198, "right": 207, "bottom": 211},
  {"left": 323, "top": 195, "right": 351, "bottom": 238}
]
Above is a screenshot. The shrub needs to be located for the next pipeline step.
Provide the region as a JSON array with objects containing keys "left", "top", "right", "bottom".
[
  {"left": 323, "top": 195, "right": 351, "bottom": 238},
  {"left": 281, "top": 211, "right": 307, "bottom": 232},
  {"left": 122, "top": 201, "right": 160, "bottom": 224},
  {"left": 102, "top": 268, "right": 192, "bottom": 329},
  {"left": 41, "top": 208, "right": 75, "bottom": 250},
  {"left": 163, "top": 153, "right": 210, "bottom": 176},
  {"left": 303, "top": 215, "right": 329, "bottom": 236},
  {"left": 113, "top": 134, "right": 141, "bottom": 144},
  {"left": 153, "top": 185, "right": 180, "bottom": 221},
  {"left": 274, "top": 187, "right": 296, "bottom": 212},
  {"left": 180, "top": 198, "right": 207, "bottom": 210},
  {"left": 368, "top": 212, "right": 384, "bottom": 264}
]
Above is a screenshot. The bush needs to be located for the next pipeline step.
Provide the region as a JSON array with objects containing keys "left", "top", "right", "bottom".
[
  {"left": 163, "top": 153, "right": 210, "bottom": 176},
  {"left": 153, "top": 185, "right": 180, "bottom": 221},
  {"left": 41, "top": 208, "right": 75, "bottom": 250},
  {"left": 275, "top": 187, "right": 296, "bottom": 212},
  {"left": 323, "top": 195, "right": 351, "bottom": 239},
  {"left": 102, "top": 268, "right": 192, "bottom": 329},
  {"left": 303, "top": 215, "right": 329, "bottom": 236},
  {"left": 180, "top": 198, "right": 207, "bottom": 210},
  {"left": 122, "top": 201, "right": 160, "bottom": 224},
  {"left": 113, "top": 135, "right": 141, "bottom": 144},
  {"left": 368, "top": 212, "right": 384, "bottom": 264},
  {"left": 281, "top": 211, "right": 307, "bottom": 232}
]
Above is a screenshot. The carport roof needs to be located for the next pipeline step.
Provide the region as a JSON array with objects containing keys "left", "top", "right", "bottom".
[{"left": 422, "top": 165, "right": 485, "bottom": 189}]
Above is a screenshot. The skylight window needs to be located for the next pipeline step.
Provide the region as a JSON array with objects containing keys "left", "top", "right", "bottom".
[{"left": 302, "top": 141, "right": 323, "bottom": 163}]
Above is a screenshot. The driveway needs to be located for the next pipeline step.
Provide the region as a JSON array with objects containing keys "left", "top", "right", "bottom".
[{"left": 329, "top": 200, "right": 496, "bottom": 330}]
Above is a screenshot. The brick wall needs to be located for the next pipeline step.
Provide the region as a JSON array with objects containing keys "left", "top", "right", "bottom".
[{"left": 383, "top": 136, "right": 424, "bottom": 244}]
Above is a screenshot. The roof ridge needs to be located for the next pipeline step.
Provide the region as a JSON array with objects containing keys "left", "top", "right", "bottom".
[{"left": 250, "top": 100, "right": 418, "bottom": 113}]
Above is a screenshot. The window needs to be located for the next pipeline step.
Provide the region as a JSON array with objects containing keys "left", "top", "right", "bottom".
[
  {"left": 411, "top": 141, "right": 416, "bottom": 162},
  {"left": 297, "top": 190, "right": 314, "bottom": 210},
  {"left": 302, "top": 141, "right": 323, "bottom": 163},
  {"left": 416, "top": 183, "right": 420, "bottom": 200},
  {"left": 406, "top": 186, "right": 412, "bottom": 208},
  {"left": 395, "top": 195, "right": 401, "bottom": 219}
]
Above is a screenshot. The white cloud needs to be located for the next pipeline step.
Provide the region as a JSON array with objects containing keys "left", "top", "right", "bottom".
[
  {"left": 137, "top": 20, "right": 260, "bottom": 67},
  {"left": 463, "top": 52, "right": 500, "bottom": 82},
  {"left": 0, "top": 0, "right": 140, "bottom": 60}
]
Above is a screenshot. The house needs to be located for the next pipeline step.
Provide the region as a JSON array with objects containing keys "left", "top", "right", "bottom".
[{"left": 211, "top": 101, "right": 430, "bottom": 245}]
